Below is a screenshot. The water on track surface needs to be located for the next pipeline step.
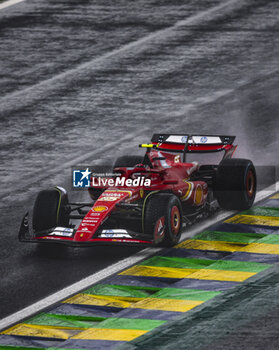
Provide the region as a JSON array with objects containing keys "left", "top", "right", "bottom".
[
  {"left": 0, "top": 0, "right": 278, "bottom": 192},
  {"left": 0, "top": 0, "right": 278, "bottom": 326}
]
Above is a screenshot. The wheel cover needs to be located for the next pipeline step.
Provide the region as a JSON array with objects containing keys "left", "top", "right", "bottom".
[
  {"left": 171, "top": 206, "right": 181, "bottom": 235},
  {"left": 246, "top": 170, "right": 255, "bottom": 198}
]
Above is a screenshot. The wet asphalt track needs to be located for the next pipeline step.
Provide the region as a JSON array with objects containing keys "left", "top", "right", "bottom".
[{"left": 0, "top": 0, "right": 278, "bottom": 338}]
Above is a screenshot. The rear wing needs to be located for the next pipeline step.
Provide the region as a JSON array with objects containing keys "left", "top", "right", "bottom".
[{"left": 140, "top": 134, "right": 237, "bottom": 161}]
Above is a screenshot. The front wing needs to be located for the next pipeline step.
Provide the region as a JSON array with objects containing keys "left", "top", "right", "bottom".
[{"left": 18, "top": 213, "right": 154, "bottom": 247}]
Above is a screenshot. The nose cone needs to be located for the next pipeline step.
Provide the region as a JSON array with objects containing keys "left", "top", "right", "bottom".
[{"left": 73, "top": 190, "right": 131, "bottom": 242}]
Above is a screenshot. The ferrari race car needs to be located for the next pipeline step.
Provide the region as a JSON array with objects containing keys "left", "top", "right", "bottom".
[{"left": 19, "top": 134, "right": 257, "bottom": 247}]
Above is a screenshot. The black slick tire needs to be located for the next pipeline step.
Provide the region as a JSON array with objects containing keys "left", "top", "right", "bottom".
[
  {"left": 33, "top": 187, "right": 69, "bottom": 234},
  {"left": 214, "top": 158, "right": 256, "bottom": 210}
]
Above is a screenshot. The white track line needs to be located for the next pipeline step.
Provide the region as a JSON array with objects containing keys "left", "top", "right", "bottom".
[
  {"left": 0, "top": 247, "right": 160, "bottom": 331},
  {"left": 0, "top": 182, "right": 278, "bottom": 331},
  {"left": 0, "top": 0, "right": 24, "bottom": 10}
]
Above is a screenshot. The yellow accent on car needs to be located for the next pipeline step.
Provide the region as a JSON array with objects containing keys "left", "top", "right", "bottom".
[
  {"left": 180, "top": 182, "right": 192, "bottom": 201},
  {"left": 55, "top": 187, "right": 62, "bottom": 225},
  {"left": 194, "top": 185, "right": 203, "bottom": 205},
  {"left": 139, "top": 143, "right": 157, "bottom": 148}
]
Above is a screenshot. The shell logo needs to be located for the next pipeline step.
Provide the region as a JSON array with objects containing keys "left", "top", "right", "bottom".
[{"left": 92, "top": 206, "right": 108, "bottom": 212}]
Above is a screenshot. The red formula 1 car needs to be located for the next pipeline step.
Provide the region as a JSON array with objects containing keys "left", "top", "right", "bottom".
[{"left": 19, "top": 134, "right": 257, "bottom": 247}]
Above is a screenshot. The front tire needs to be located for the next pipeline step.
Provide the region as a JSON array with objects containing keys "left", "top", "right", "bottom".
[
  {"left": 144, "top": 193, "right": 183, "bottom": 247},
  {"left": 214, "top": 158, "right": 257, "bottom": 210},
  {"left": 33, "top": 187, "right": 69, "bottom": 234}
]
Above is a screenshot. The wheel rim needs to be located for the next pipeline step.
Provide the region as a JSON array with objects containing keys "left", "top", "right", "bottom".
[
  {"left": 171, "top": 206, "right": 180, "bottom": 235},
  {"left": 246, "top": 170, "right": 255, "bottom": 198}
]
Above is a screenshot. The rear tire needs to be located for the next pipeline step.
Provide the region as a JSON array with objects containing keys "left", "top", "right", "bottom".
[
  {"left": 33, "top": 187, "right": 69, "bottom": 234},
  {"left": 144, "top": 193, "right": 183, "bottom": 247},
  {"left": 114, "top": 155, "right": 143, "bottom": 169},
  {"left": 214, "top": 158, "right": 256, "bottom": 210}
]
